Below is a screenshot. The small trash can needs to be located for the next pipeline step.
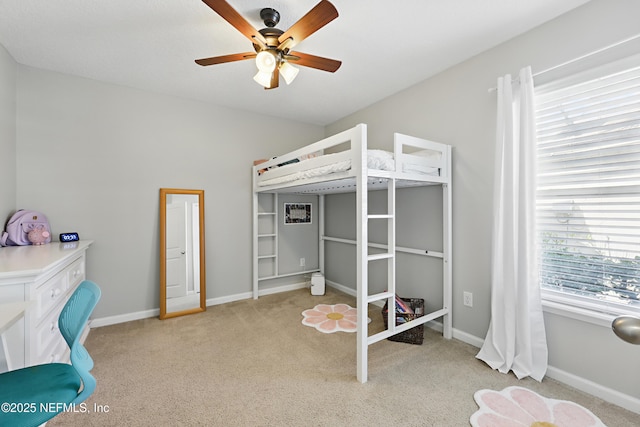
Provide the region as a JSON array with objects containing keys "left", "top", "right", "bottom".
[{"left": 310, "top": 272, "right": 325, "bottom": 295}]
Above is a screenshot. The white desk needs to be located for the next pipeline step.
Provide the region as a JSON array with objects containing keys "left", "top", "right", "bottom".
[
  {"left": 0, "top": 301, "right": 30, "bottom": 371},
  {"left": 0, "top": 241, "right": 92, "bottom": 369}
]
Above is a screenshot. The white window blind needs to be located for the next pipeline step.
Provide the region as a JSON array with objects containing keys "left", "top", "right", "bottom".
[{"left": 534, "top": 58, "right": 640, "bottom": 313}]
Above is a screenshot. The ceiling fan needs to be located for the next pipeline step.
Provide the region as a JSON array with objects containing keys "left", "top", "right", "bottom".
[{"left": 196, "top": 0, "right": 341, "bottom": 89}]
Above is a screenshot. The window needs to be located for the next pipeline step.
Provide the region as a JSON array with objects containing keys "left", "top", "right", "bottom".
[{"left": 534, "top": 56, "right": 640, "bottom": 315}]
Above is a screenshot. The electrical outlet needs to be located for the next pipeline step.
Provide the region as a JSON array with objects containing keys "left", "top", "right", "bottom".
[
  {"left": 463, "top": 291, "right": 473, "bottom": 307},
  {"left": 300, "top": 257, "right": 305, "bottom": 267}
]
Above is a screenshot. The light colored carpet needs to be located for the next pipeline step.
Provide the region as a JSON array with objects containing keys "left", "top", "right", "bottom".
[{"left": 49, "top": 287, "right": 637, "bottom": 426}]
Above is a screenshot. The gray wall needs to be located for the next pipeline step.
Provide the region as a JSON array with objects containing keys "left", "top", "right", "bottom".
[
  {"left": 255, "top": 192, "right": 320, "bottom": 292},
  {"left": 323, "top": 187, "right": 444, "bottom": 313},
  {"left": 14, "top": 65, "right": 323, "bottom": 319},
  {"left": 277, "top": 194, "right": 319, "bottom": 275},
  {"left": 326, "top": 0, "right": 640, "bottom": 402},
  {"left": 0, "top": 44, "right": 16, "bottom": 221},
  {"left": 2, "top": 0, "right": 639, "bottom": 407}
]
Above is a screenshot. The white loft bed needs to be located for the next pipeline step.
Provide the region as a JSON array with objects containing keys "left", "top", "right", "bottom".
[{"left": 252, "top": 123, "right": 452, "bottom": 383}]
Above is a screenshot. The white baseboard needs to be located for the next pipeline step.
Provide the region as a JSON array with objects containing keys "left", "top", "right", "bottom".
[
  {"left": 545, "top": 366, "right": 640, "bottom": 414},
  {"left": 91, "top": 282, "right": 308, "bottom": 328},
  {"left": 258, "top": 282, "right": 309, "bottom": 297},
  {"left": 451, "top": 327, "right": 486, "bottom": 348},
  {"left": 326, "top": 279, "right": 356, "bottom": 298},
  {"left": 91, "top": 308, "right": 159, "bottom": 328},
  {"left": 90, "top": 280, "right": 639, "bottom": 414},
  {"left": 207, "top": 292, "right": 252, "bottom": 305}
]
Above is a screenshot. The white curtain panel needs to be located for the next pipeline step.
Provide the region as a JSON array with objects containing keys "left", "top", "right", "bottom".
[{"left": 476, "top": 67, "right": 548, "bottom": 381}]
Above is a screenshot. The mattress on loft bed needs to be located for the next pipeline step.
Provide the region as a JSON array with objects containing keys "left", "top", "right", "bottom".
[{"left": 257, "top": 149, "right": 441, "bottom": 187}]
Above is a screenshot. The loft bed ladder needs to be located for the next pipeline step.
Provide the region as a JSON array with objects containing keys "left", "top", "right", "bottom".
[
  {"left": 354, "top": 133, "right": 453, "bottom": 384},
  {"left": 357, "top": 176, "right": 398, "bottom": 383},
  {"left": 348, "top": 126, "right": 402, "bottom": 383},
  {"left": 356, "top": 178, "right": 453, "bottom": 383},
  {"left": 253, "top": 193, "right": 277, "bottom": 298}
]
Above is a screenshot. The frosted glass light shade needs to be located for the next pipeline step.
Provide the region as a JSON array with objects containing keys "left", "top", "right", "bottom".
[
  {"left": 255, "top": 51, "right": 276, "bottom": 73},
  {"left": 253, "top": 70, "right": 272, "bottom": 88},
  {"left": 280, "top": 62, "right": 299, "bottom": 85}
]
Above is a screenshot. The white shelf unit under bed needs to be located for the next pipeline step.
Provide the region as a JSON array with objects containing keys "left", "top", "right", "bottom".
[{"left": 252, "top": 123, "right": 452, "bottom": 383}]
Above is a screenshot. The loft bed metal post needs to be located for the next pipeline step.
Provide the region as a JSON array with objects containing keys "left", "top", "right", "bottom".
[
  {"left": 252, "top": 168, "right": 259, "bottom": 299},
  {"left": 387, "top": 178, "right": 396, "bottom": 334},
  {"left": 442, "top": 145, "right": 453, "bottom": 338},
  {"left": 319, "top": 195, "right": 325, "bottom": 275},
  {"left": 355, "top": 124, "right": 369, "bottom": 383},
  {"left": 274, "top": 193, "right": 279, "bottom": 279}
]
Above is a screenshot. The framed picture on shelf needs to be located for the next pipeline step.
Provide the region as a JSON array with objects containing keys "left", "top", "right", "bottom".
[{"left": 284, "top": 203, "right": 312, "bottom": 225}]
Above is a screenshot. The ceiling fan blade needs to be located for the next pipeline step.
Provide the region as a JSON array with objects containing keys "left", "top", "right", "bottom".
[
  {"left": 201, "top": 0, "right": 266, "bottom": 45},
  {"left": 287, "top": 52, "right": 341, "bottom": 73},
  {"left": 195, "top": 52, "right": 256, "bottom": 66},
  {"left": 277, "top": 0, "right": 338, "bottom": 50},
  {"left": 267, "top": 68, "right": 279, "bottom": 90}
]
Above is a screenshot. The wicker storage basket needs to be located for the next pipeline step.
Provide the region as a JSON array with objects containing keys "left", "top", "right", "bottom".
[{"left": 381, "top": 297, "right": 425, "bottom": 345}]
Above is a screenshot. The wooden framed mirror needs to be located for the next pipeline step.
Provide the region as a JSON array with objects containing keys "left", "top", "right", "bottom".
[{"left": 159, "top": 188, "right": 206, "bottom": 319}]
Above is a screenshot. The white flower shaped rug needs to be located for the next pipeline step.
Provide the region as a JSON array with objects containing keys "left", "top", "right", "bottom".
[
  {"left": 301, "top": 303, "right": 357, "bottom": 333},
  {"left": 471, "top": 386, "right": 606, "bottom": 427}
]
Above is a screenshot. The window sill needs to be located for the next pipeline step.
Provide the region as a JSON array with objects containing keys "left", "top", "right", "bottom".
[
  {"left": 541, "top": 299, "right": 615, "bottom": 328},
  {"left": 541, "top": 289, "right": 640, "bottom": 328}
]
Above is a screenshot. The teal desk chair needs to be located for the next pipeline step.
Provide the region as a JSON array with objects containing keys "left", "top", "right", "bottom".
[{"left": 0, "top": 280, "right": 101, "bottom": 427}]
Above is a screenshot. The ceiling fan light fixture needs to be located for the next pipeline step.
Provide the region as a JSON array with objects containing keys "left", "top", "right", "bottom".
[
  {"left": 255, "top": 51, "right": 277, "bottom": 73},
  {"left": 197, "top": 1, "right": 341, "bottom": 90},
  {"left": 280, "top": 61, "right": 299, "bottom": 85},
  {"left": 253, "top": 70, "right": 273, "bottom": 88}
]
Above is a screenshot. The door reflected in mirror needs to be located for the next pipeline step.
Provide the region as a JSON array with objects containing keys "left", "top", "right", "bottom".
[{"left": 160, "top": 188, "right": 206, "bottom": 319}]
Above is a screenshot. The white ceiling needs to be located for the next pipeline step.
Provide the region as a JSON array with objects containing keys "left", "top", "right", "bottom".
[{"left": 0, "top": 0, "right": 591, "bottom": 125}]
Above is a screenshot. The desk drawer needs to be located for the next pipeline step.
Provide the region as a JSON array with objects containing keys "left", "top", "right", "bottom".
[
  {"left": 33, "top": 305, "right": 64, "bottom": 362},
  {"left": 37, "top": 332, "right": 68, "bottom": 365},
  {"left": 33, "top": 257, "right": 84, "bottom": 323},
  {"left": 34, "top": 270, "right": 67, "bottom": 323},
  {"left": 67, "top": 257, "right": 85, "bottom": 289}
]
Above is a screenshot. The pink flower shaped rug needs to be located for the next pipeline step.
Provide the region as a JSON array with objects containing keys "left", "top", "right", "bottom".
[
  {"left": 470, "top": 386, "right": 606, "bottom": 427},
  {"left": 301, "top": 304, "right": 357, "bottom": 333}
]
